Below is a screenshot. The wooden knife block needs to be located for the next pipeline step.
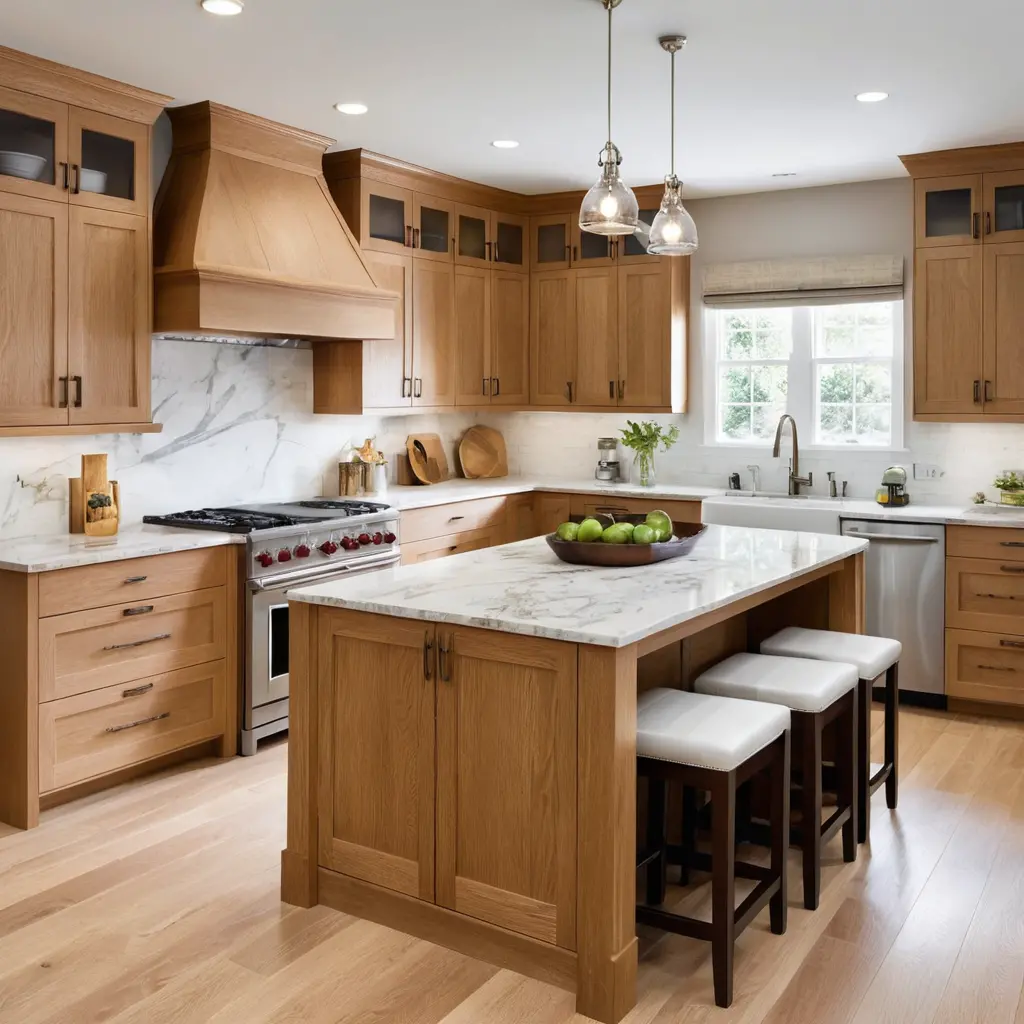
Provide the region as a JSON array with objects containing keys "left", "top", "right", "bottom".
[{"left": 69, "top": 454, "right": 121, "bottom": 536}]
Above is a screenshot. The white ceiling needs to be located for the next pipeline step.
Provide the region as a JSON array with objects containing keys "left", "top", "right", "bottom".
[{"left": 3, "top": 0, "right": 1024, "bottom": 197}]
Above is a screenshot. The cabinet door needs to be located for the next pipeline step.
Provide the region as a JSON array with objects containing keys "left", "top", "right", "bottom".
[
  {"left": 0, "top": 85, "right": 69, "bottom": 202},
  {"left": 618, "top": 262, "right": 670, "bottom": 407},
  {"left": 436, "top": 626, "right": 577, "bottom": 949},
  {"left": 983, "top": 170, "right": 1024, "bottom": 245},
  {"left": 617, "top": 206, "right": 662, "bottom": 264},
  {"left": 411, "top": 260, "right": 456, "bottom": 407},
  {"left": 362, "top": 251, "right": 413, "bottom": 408},
  {"left": 68, "top": 107, "right": 148, "bottom": 217},
  {"left": 574, "top": 267, "right": 618, "bottom": 407},
  {"left": 454, "top": 265, "right": 491, "bottom": 405},
  {"left": 913, "top": 245, "right": 983, "bottom": 416},
  {"left": 983, "top": 242, "right": 1024, "bottom": 415},
  {"left": 412, "top": 195, "right": 454, "bottom": 263},
  {"left": 531, "top": 214, "right": 571, "bottom": 271},
  {"left": 455, "top": 203, "right": 491, "bottom": 270},
  {"left": 530, "top": 270, "right": 575, "bottom": 406},
  {"left": 491, "top": 212, "right": 528, "bottom": 273},
  {"left": 535, "top": 492, "right": 572, "bottom": 534},
  {"left": 505, "top": 493, "right": 536, "bottom": 542},
  {"left": 571, "top": 222, "right": 616, "bottom": 268},
  {"left": 317, "top": 610, "right": 435, "bottom": 900},
  {"left": 360, "top": 181, "right": 414, "bottom": 255},
  {"left": 490, "top": 270, "right": 529, "bottom": 405},
  {"left": 0, "top": 192, "right": 69, "bottom": 427},
  {"left": 67, "top": 208, "right": 150, "bottom": 425},
  {"left": 915, "top": 175, "right": 982, "bottom": 248}
]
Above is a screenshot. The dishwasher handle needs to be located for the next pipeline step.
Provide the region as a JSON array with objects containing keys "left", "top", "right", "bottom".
[{"left": 843, "top": 529, "right": 941, "bottom": 543}]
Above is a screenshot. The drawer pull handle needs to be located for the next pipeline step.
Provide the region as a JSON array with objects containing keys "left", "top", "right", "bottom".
[
  {"left": 122, "top": 682, "right": 155, "bottom": 697},
  {"left": 999, "top": 565, "right": 1024, "bottom": 573},
  {"left": 123, "top": 605, "right": 155, "bottom": 616},
  {"left": 1000, "top": 639, "right": 1024, "bottom": 649},
  {"left": 1000, "top": 541, "right": 1024, "bottom": 548},
  {"left": 106, "top": 711, "right": 170, "bottom": 734},
  {"left": 448, "top": 515, "right": 465, "bottom": 522},
  {"left": 123, "top": 575, "right": 148, "bottom": 584},
  {"left": 979, "top": 593, "right": 1023, "bottom": 601},
  {"left": 977, "top": 664, "right": 1017, "bottom": 673},
  {"left": 104, "top": 633, "right": 171, "bottom": 651}
]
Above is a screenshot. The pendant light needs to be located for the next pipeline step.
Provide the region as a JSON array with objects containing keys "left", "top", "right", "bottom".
[
  {"left": 647, "top": 35, "right": 698, "bottom": 256},
  {"left": 579, "top": 0, "right": 639, "bottom": 236}
]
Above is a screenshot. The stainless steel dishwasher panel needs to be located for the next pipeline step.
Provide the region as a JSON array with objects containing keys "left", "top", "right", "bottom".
[{"left": 840, "top": 519, "right": 946, "bottom": 696}]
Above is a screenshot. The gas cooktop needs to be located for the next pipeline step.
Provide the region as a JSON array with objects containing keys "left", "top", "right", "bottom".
[{"left": 143, "top": 498, "right": 393, "bottom": 534}]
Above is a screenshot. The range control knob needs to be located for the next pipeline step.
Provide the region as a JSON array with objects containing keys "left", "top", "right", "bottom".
[
  {"left": 256, "top": 551, "right": 274, "bottom": 568},
  {"left": 358, "top": 533, "right": 372, "bottom": 545},
  {"left": 383, "top": 531, "right": 397, "bottom": 544},
  {"left": 319, "top": 540, "right": 338, "bottom": 555},
  {"left": 277, "top": 549, "right": 292, "bottom": 563},
  {"left": 295, "top": 544, "right": 311, "bottom": 558},
  {"left": 342, "top": 536, "right": 359, "bottom": 551},
  {"left": 372, "top": 532, "right": 383, "bottom": 545}
]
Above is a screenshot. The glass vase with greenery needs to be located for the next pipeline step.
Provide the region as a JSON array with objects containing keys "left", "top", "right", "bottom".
[{"left": 619, "top": 420, "right": 680, "bottom": 488}]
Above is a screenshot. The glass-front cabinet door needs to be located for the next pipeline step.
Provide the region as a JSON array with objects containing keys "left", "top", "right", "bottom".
[
  {"left": 618, "top": 207, "right": 661, "bottom": 263},
  {"left": 531, "top": 214, "right": 571, "bottom": 271},
  {"left": 455, "top": 203, "right": 491, "bottom": 270},
  {"left": 984, "top": 170, "right": 1024, "bottom": 244},
  {"left": 412, "top": 195, "right": 454, "bottom": 262},
  {"left": 360, "top": 181, "right": 414, "bottom": 256},
  {"left": 571, "top": 221, "right": 616, "bottom": 267},
  {"left": 491, "top": 212, "right": 528, "bottom": 273},
  {"left": 915, "top": 175, "right": 982, "bottom": 248},
  {"left": 0, "top": 86, "right": 68, "bottom": 201},
  {"left": 68, "top": 107, "right": 149, "bottom": 216}
]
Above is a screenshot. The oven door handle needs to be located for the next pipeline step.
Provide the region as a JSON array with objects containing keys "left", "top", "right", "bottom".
[{"left": 249, "top": 553, "right": 401, "bottom": 592}]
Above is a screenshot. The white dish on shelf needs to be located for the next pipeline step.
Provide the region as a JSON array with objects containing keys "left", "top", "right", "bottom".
[
  {"left": 78, "top": 168, "right": 108, "bottom": 194},
  {"left": 0, "top": 150, "right": 47, "bottom": 181}
]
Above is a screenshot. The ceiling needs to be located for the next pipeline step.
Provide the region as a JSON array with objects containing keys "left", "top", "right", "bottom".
[{"left": 3, "top": 0, "right": 1023, "bottom": 198}]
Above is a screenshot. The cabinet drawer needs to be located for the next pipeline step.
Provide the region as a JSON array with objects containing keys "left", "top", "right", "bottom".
[
  {"left": 38, "top": 548, "right": 227, "bottom": 617},
  {"left": 570, "top": 496, "right": 703, "bottom": 524},
  {"left": 39, "top": 587, "right": 226, "bottom": 701},
  {"left": 946, "top": 628, "right": 1024, "bottom": 706},
  {"left": 400, "top": 497, "right": 508, "bottom": 544},
  {"left": 401, "top": 527, "right": 503, "bottom": 565},
  {"left": 946, "top": 556, "right": 1024, "bottom": 634},
  {"left": 38, "top": 661, "right": 226, "bottom": 793},
  {"left": 946, "top": 525, "right": 1024, "bottom": 562}
]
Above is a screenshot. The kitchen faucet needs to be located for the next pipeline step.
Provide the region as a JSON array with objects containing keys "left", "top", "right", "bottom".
[{"left": 772, "top": 414, "right": 813, "bottom": 495}]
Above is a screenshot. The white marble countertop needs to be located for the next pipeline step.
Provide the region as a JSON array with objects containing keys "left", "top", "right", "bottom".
[
  {"left": 0, "top": 525, "right": 243, "bottom": 573},
  {"left": 837, "top": 500, "right": 1024, "bottom": 528},
  {"left": 288, "top": 525, "right": 868, "bottom": 648}
]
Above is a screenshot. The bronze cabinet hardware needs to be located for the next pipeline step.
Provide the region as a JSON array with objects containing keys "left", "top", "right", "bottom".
[
  {"left": 104, "top": 633, "right": 171, "bottom": 651},
  {"left": 106, "top": 711, "right": 170, "bottom": 734},
  {"left": 492, "top": 377, "right": 499, "bottom": 397},
  {"left": 58, "top": 376, "right": 69, "bottom": 408},
  {"left": 985, "top": 380, "right": 994, "bottom": 402},
  {"left": 609, "top": 380, "right": 615, "bottom": 399},
  {"left": 618, "top": 380, "right": 625, "bottom": 400},
  {"left": 123, "top": 575, "right": 148, "bottom": 584},
  {"left": 564, "top": 244, "right": 571, "bottom": 262},
  {"left": 999, "top": 565, "right": 1024, "bottom": 573},
  {"left": 568, "top": 381, "right": 575, "bottom": 403},
  {"left": 412, "top": 227, "right": 420, "bottom": 248},
  {"left": 493, "top": 241, "right": 500, "bottom": 262},
  {"left": 72, "top": 375, "right": 82, "bottom": 408},
  {"left": 60, "top": 161, "right": 69, "bottom": 190},
  {"left": 482, "top": 377, "right": 488, "bottom": 396},
  {"left": 402, "top": 377, "right": 412, "bottom": 398},
  {"left": 572, "top": 246, "right": 578, "bottom": 263},
  {"left": 974, "top": 380, "right": 981, "bottom": 403},
  {"left": 565, "top": 381, "right": 571, "bottom": 401},
  {"left": 122, "top": 682, "right": 155, "bottom": 698},
  {"left": 438, "top": 632, "right": 453, "bottom": 683},
  {"left": 979, "top": 592, "right": 1023, "bottom": 600},
  {"left": 485, "top": 240, "right": 493, "bottom": 261},
  {"left": 413, "top": 378, "right": 422, "bottom": 398},
  {"left": 447, "top": 515, "right": 465, "bottom": 522},
  {"left": 404, "top": 225, "right": 413, "bottom": 247},
  {"left": 423, "top": 631, "right": 434, "bottom": 681},
  {"left": 985, "top": 211, "right": 992, "bottom": 235},
  {"left": 973, "top": 212, "right": 981, "bottom": 239},
  {"left": 1000, "top": 541, "right": 1024, "bottom": 548},
  {"left": 977, "top": 664, "right": 1017, "bottom": 672},
  {"left": 1000, "top": 638, "right": 1024, "bottom": 648},
  {"left": 70, "top": 163, "right": 80, "bottom": 194},
  {"left": 123, "top": 605, "right": 154, "bottom": 616}
]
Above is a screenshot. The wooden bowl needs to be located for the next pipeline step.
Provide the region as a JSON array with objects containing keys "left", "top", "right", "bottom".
[{"left": 545, "top": 518, "right": 707, "bottom": 567}]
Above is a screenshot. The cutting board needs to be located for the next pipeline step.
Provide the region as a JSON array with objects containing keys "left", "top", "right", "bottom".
[
  {"left": 406, "top": 434, "right": 450, "bottom": 485},
  {"left": 459, "top": 427, "right": 508, "bottom": 479},
  {"left": 69, "top": 454, "right": 120, "bottom": 536}
]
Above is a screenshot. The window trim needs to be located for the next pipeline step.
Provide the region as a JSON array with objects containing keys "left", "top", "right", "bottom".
[{"left": 703, "top": 301, "right": 904, "bottom": 452}]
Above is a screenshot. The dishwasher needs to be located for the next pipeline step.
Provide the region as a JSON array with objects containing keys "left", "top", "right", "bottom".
[{"left": 840, "top": 518, "right": 946, "bottom": 704}]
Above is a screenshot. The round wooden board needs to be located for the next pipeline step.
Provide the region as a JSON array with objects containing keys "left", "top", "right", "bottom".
[{"left": 459, "top": 426, "right": 508, "bottom": 479}]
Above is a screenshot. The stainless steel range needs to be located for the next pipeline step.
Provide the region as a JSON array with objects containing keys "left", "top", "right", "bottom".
[{"left": 143, "top": 498, "right": 400, "bottom": 754}]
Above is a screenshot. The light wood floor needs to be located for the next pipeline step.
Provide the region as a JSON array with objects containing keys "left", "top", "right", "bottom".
[{"left": 2, "top": 706, "right": 1023, "bottom": 1024}]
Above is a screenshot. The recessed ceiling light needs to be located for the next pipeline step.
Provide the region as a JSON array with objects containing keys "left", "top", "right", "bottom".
[
  {"left": 201, "top": 0, "right": 244, "bottom": 15},
  {"left": 856, "top": 91, "right": 889, "bottom": 103},
  {"left": 334, "top": 102, "right": 368, "bottom": 116},
  {"left": 491, "top": 140, "right": 520, "bottom": 149}
]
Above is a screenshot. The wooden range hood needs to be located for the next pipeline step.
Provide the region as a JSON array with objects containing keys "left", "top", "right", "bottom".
[{"left": 153, "top": 101, "right": 397, "bottom": 342}]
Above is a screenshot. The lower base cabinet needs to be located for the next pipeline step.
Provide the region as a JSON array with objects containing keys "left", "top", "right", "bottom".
[
  {"left": 317, "top": 609, "right": 578, "bottom": 949},
  {"left": 946, "top": 628, "right": 1024, "bottom": 706}
]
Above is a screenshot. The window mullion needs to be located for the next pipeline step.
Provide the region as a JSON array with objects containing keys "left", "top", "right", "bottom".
[{"left": 788, "top": 307, "right": 813, "bottom": 435}]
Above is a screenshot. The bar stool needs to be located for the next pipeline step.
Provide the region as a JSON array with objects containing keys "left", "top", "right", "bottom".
[
  {"left": 760, "top": 627, "right": 901, "bottom": 843},
  {"left": 694, "top": 654, "right": 859, "bottom": 911},
  {"left": 636, "top": 687, "right": 791, "bottom": 1009}
]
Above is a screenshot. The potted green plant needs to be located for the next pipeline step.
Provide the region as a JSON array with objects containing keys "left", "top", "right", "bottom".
[
  {"left": 619, "top": 420, "right": 680, "bottom": 488},
  {"left": 995, "top": 470, "right": 1024, "bottom": 506}
]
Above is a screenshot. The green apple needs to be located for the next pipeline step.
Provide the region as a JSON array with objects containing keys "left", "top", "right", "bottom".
[
  {"left": 601, "top": 524, "right": 631, "bottom": 544},
  {"left": 555, "top": 522, "right": 580, "bottom": 541},
  {"left": 576, "top": 518, "right": 604, "bottom": 543},
  {"left": 645, "top": 510, "right": 673, "bottom": 542},
  {"left": 632, "top": 524, "right": 656, "bottom": 545}
]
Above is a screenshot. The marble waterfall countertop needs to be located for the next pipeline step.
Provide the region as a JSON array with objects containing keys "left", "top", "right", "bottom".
[
  {"left": 0, "top": 525, "right": 243, "bottom": 573},
  {"left": 288, "top": 525, "right": 869, "bottom": 648}
]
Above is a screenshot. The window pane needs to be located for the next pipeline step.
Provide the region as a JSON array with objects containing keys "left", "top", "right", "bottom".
[
  {"left": 752, "top": 404, "right": 785, "bottom": 440},
  {"left": 726, "top": 329, "right": 753, "bottom": 359},
  {"left": 721, "top": 309, "right": 791, "bottom": 360},
  {"left": 818, "top": 363, "right": 854, "bottom": 403},
  {"left": 752, "top": 365, "right": 788, "bottom": 404},
  {"left": 855, "top": 405, "right": 891, "bottom": 442},
  {"left": 721, "top": 367, "right": 751, "bottom": 404},
  {"left": 854, "top": 364, "right": 891, "bottom": 403},
  {"left": 816, "top": 302, "right": 895, "bottom": 357},
  {"left": 721, "top": 405, "right": 752, "bottom": 440},
  {"left": 819, "top": 404, "right": 854, "bottom": 441}
]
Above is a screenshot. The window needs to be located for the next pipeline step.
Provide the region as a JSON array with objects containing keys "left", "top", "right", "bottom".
[{"left": 707, "top": 300, "right": 902, "bottom": 448}]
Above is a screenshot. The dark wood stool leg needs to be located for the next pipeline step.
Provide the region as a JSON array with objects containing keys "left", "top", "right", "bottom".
[
  {"left": 681, "top": 785, "right": 697, "bottom": 887},
  {"left": 769, "top": 731, "right": 790, "bottom": 935},
  {"left": 710, "top": 771, "right": 737, "bottom": 1009},
  {"left": 857, "top": 677, "right": 871, "bottom": 844},
  {"left": 885, "top": 663, "right": 899, "bottom": 809},
  {"left": 646, "top": 777, "right": 667, "bottom": 906},
  {"left": 838, "top": 690, "right": 858, "bottom": 863},
  {"left": 800, "top": 713, "right": 823, "bottom": 911}
]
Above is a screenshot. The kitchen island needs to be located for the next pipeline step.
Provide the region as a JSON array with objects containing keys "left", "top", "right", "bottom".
[{"left": 281, "top": 525, "right": 867, "bottom": 1023}]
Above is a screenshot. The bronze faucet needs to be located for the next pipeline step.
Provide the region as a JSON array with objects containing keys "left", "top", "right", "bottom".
[{"left": 772, "top": 414, "right": 813, "bottom": 495}]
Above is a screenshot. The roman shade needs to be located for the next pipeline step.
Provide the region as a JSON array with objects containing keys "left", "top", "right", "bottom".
[{"left": 702, "top": 254, "right": 904, "bottom": 308}]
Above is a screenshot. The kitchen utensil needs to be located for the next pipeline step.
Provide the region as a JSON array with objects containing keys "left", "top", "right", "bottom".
[
  {"left": 459, "top": 426, "right": 508, "bottom": 479},
  {"left": 0, "top": 150, "right": 47, "bottom": 181},
  {"left": 78, "top": 167, "right": 108, "bottom": 194},
  {"left": 546, "top": 517, "right": 707, "bottom": 567},
  {"left": 338, "top": 461, "right": 367, "bottom": 496},
  {"left": 406, "top": 434, "right": 449, "bottom": 484}
]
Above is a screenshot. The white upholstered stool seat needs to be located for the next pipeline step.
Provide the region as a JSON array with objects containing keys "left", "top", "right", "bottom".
[
  {"left": 760, "top": 626, "right": 901, "bottom": 680},
  {"left": 637, "top": 687, "right": 790, "bottom": 772},
  {"left": 693, "top": 653, "right": 859, "bottom": 713}
]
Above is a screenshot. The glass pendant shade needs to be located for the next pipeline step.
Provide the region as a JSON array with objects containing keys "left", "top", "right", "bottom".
[
  {"left": 647, "top": 176, "right": 698, "bottom": 255},
  {"left": 580, "top": 144, "right": 640, "bottom": 235}
]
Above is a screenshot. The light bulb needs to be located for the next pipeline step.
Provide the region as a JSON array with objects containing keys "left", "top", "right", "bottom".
[
  {"left": 646, "top": 176, "right": 698, "bottom": 256},
  {"left": 599, "top": 195, "right": 620, "bottom": 218},
  {"left": 660, "top": 220, "right": 682, "bottom": 244}
]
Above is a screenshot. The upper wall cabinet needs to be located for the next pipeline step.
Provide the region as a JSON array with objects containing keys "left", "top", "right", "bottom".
[{"left": 0, "top": 46, "right": 169, "bottom": 435}]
